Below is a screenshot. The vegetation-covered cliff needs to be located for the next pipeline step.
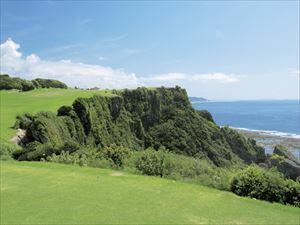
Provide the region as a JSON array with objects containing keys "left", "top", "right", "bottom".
[{"left": 14, "top": 86, "right": 265, "bottom": 166}]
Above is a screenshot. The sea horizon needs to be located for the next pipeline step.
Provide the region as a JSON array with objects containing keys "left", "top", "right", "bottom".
[
  {"left": 192, "top": 99, "right": 300, "bottom": 136},
  {"left": 191, "top": 98, "right": 299, "bottom": 102}
]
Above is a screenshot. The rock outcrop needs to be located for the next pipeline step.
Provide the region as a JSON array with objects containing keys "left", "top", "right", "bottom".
[{"left": 268, "top": 145, "right": 300, "bottom": 180}]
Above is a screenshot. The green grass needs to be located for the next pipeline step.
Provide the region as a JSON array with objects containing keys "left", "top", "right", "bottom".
[
  {"left": 0, "top": 88, "right": 113, "bottom": 144},
  {"left": 1, "top": 161, "right": 299, "bottom": 225}
]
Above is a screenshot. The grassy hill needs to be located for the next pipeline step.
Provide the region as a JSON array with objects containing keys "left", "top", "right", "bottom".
[
  {"left": 1, "top": 161, "right": 299, "bottom": 224},
  {"left": 0, "top": 88, "right": 113, "bottom": 144}
]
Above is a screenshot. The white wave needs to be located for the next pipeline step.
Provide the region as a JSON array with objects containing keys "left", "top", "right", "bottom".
[{"left": 229, "top": 126, "right": 300, "bottom": 139}]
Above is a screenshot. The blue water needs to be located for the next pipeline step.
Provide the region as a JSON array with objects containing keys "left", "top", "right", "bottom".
[{"left": 192, "top": 100, "right": 300, "bottom": 136}]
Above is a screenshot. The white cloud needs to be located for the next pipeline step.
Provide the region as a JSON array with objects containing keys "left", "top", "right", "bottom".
[
  {"left": 0, "top": 38, "right": 243, "bottom": 90},
  {"left": 1, "top": 38, "right": 22, "bottom": 58},
  {"left": 190, "top": 73, "right": 240, "bottom": 83},
  {"left": 144, "top": 73, "right": 187, "bottom": 81},
  {"left": 145, "top": 72, "right": 241, "bottom": 83},
  {"left": 0, "top": 38, "right": 140, "bottom": 89}
]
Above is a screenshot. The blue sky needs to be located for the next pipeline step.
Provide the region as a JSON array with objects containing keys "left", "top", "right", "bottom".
[{"left": 1, "top": 1, "right": 299, "bottom": 100}]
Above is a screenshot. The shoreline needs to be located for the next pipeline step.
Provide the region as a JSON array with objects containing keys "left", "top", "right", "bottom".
[
  {"left": 233, "top": 127, "right": 300, "bottom": 160},
  {"left": 231, "top": 127, "right": 300, "bottom": 139}
]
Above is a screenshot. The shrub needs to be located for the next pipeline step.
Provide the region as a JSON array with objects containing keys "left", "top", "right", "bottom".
[
  {"left": 20, "top": 80, "right": 35, "bottom": 91},
  {"left": 0, "top": 74, "right": 68, "bottom": 91},
  {"left": 133, "top": 148, "right": 166, "bottom": 177},
  {"left": 100, "top": 144, "right": 131, "bottom": 167},
  {"left": 197, "top": 110, "right": 214, "bottom": 123},
  {"left": 47, "top": 151, "right": 81, "bottom": 165},
  {"left": 284, "top": 179, "right": 300, "bottom": 207},
  {"left": 26, "top": 142, "right": 58, "bottom": 161},
  {"left": 0, "top": 74, "right": 35, "bottom": 92},
  {"left": 33, "top": 78, "right": 67, "bottom": 89},
  {"left": 0, "top": 74, "right": 22, "bottom": 90},
  {"left": 131, "top": 148, "right": 235, "bottom": 190},
  {"left": 60, "top": 141, "right": 80, "bottom": 153},
  {"left": 194, "top": 160, "right": 236, "bottom": 190},
  {"left": 162, "top": 152, "right": 197, "bottom": 178},
  {"left": 0, "top": 142, "right": 18, "bottom": 160},
  {"left": 46, "top": 146, "right": 124, "bottom": 169},
  {"left": 230, "top": 165, "right": 300, "bottom": 206},
  {"left": 14, "top": 113, "right": 35, "bottom": 130},
  {"left": 57, "top": 106, "right": 73, "bottom": 116}
]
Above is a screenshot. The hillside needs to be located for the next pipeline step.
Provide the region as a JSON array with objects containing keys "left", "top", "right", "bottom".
[
  {"left": 1, "top": 161, "right": 299, "bottom": 225},
  {"left": 189, "top": 96, "right": 209, "bottom": 103},
  {"left": 13, "top": 86, "right": 265, "bottom": 166}
]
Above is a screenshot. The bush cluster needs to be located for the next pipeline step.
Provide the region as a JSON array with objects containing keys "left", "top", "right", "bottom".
[
  {"left": 13, "top": 140, "right": 80, "bottom": 161},
  {"left": 46, "top": 144, "right": 131, "bottom": 169},
  {"left": 125, "top": 147, "right": 234, "bottom": 190},
  {"left": 0, "top": 142, "right": 19, "bottom": 160},
  {"left": 230, "top": 165, "right": 300, "bottom": 206},
  {"left": 0, "top": 74, "right": 67, "bottom": 92},
  {"left": 0, "top": 74, "right": 35, "bottom": 91},
  {"left": 42, "top": 145, "right": 234, "bottom": 190},
  {"left": 13, "top": 113, "right": 35, "bottom": 130},
  {"left": 32, "top": 78, "right": 67, "bottom": 89}
]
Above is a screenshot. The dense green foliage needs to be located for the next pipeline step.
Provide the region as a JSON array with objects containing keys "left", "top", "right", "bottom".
[
  {"left": 2, "top": 161, "right": 299, "bottom": 225},
  {"left": 230, "top": 165, "right": 300, "bottom": 206},
  {"left": 45, "top": 145, "right": 233, "bottom": 190},
  {"left": 221, "top": 126, "right": 265, "bottom": 163},
  {"left": 0, "top": 74, "right": 35, "bottom": 91},
  {"left": 0, "top": 142, "right": 17, "bottom": 160},
  {"left": 0, "top": 74, "right": 67, "bottom": 91},
  {"left": 16, "top": 86, "right": 265, "bottom": 167},
  {"left": 45, "top": 145, "right": 300, "bottom": 198},
  {"left": 32, "top": 78, "right": 68, "bottom": 89},
  {"left": 131, "top": 147, "right": 235, "bottom": 190},
  {"left": 197, "top": 110, "right": 215, "bottom": 123}
]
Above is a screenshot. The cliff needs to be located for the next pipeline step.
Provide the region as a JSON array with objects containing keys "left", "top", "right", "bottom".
[{"left": 14, "top": 86, "right": 265, "bottom": 166}]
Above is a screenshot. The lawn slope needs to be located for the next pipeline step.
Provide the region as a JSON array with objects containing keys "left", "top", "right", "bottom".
[
  {"left": 0, "top": 88, "right": 113, "bottom": 144},
  {"left": 1, "top": 161, "right": 299, "bottom": 224}
]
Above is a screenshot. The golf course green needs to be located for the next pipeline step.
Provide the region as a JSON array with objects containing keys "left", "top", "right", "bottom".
[{"left": 1, "top": 161, "right": 299, "bottom": 224}]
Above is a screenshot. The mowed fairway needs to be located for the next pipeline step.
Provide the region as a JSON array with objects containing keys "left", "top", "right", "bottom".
[
  {"left": 1, "top": 161, "right": 299, "bottom": 224},
  {"left": 0, "top": 88, "right": 113, "bottom": 144}
]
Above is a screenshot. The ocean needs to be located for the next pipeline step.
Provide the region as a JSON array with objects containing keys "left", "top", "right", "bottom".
[{"left": 192, "top": 100, "right": 300, "bottom": 137}]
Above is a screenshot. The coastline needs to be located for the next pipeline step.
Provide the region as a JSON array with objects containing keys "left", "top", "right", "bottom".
[{"left": 232, "top": 127, "right": 300, "bottom": 160}]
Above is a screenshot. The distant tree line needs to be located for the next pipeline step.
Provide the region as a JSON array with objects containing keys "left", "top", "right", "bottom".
[{"left": 0, "top": 74, "right": 68, "bottom": 91}]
